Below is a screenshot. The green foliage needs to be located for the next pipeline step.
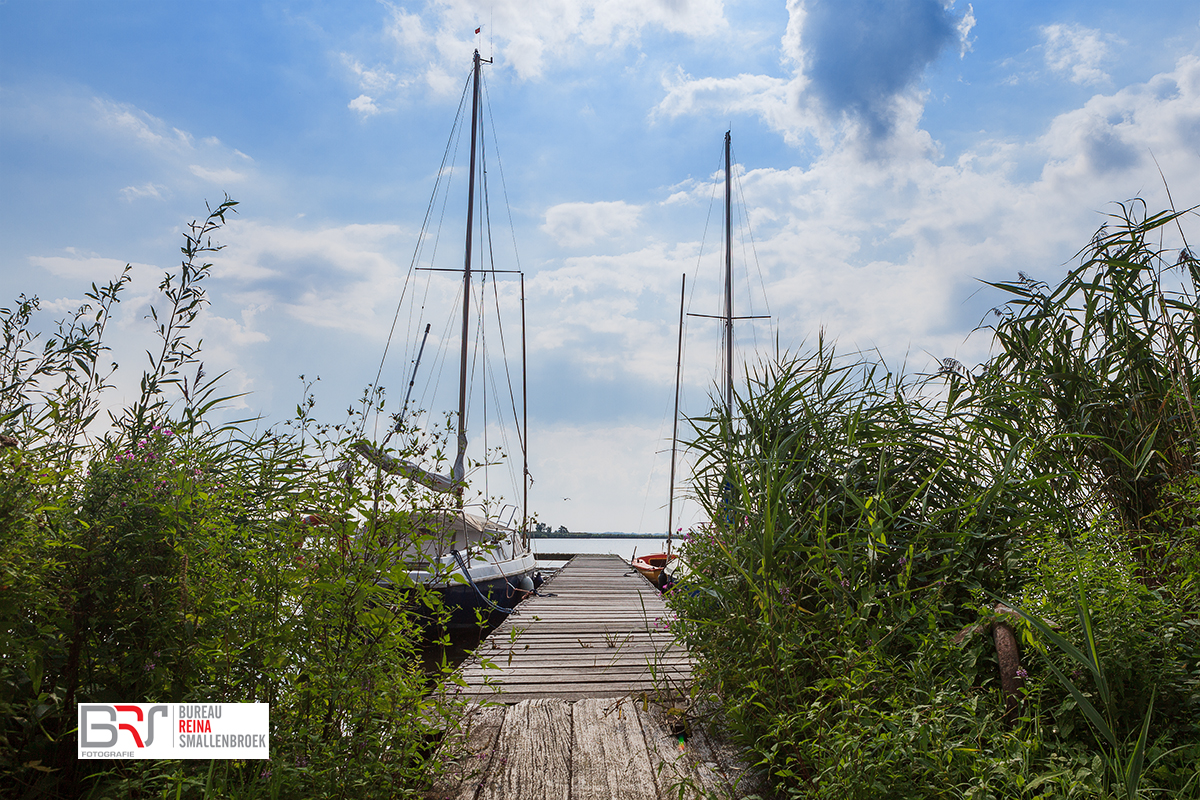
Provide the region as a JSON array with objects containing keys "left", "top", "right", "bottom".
[
  {"left": 0, "top": 200, "right": 466, "bottom": 798},
  {"left": 670, "top": 202, "right": 1200, "bottom": 798},
  {"left": 978, "top": 200, "right": 1200, "bottom": 582}
]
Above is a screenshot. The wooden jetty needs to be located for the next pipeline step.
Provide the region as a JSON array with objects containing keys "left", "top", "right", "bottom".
[
  {"left": 457, "top": 554, "right": 690, "bottom": 701},
  {"left": 435, "top": 555, "right": 754, "bottom": 799}
]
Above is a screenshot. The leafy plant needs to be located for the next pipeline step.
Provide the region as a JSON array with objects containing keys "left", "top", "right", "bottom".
[{"left": 0, "top": 198, "right": 468, "bottom": 799}]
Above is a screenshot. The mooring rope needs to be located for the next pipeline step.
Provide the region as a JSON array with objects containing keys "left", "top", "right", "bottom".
[{"left": 450, "top": 549, "right": 515, "bottom": 615}]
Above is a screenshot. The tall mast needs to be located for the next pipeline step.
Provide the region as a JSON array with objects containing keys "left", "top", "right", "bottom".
[
  {"left": 454, "top": 49, "right": 482, "bottom": 507},
  {"left": 667, "top": 273, "right": 686, "bottom": 554},
  {"left": 723, "top": 130, "right": 734, "bottom": 418}
]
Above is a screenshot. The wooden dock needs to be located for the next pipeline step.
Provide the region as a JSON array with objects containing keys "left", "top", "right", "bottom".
[
  {"left": 457, "top": 554, "right": 690, "bottom": 702},
  {"left": 436, "top": 556, "right": 754, "bottom": 798}
]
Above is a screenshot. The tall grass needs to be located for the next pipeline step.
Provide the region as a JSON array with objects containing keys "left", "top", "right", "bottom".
[{"left": 670, "top": 201, "right": 1200, "bottom": 797}]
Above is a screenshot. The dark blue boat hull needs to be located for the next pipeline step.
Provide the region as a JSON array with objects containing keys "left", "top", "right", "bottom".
[{"left": 438, "top": 570, "right": 537, "bottom": 628}]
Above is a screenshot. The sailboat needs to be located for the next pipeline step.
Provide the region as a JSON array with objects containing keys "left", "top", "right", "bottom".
[
  {"left": 633, "top": 133, "right": 772, "bottom": 594},
  {"left": 634, "top": 131, "right": 765, "bottom": 590},
  {"left": 353, "top": 49, "right": 536, "bottom": 627}
]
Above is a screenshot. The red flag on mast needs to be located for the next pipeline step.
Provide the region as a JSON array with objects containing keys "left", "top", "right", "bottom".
[{"left": 475, "top": 26, "right": 481, "bottom": 34}]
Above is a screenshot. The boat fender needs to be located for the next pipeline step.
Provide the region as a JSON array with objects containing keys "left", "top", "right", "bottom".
[{"left": 510, "top": 574, "right": 535, "bottom": 595}]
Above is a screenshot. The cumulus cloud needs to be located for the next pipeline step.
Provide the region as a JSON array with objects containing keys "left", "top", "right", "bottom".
[
  {"left": 353, "top": 0, "right": 728, "bottom": 102},
  {"left": 208, "top": 220, "right": 409, "bottom": 338},
  {"left": 655, "top": 70, "right": 802, "bottom": 140},
  {"left": 655, "top": 0, "right": 975, "bottom": 149},
  {"left": 29, "top": 252, "right": 160, "bottom": 289},
  {"left": 340, "top": 54, "right": 406, "bottom": 115},
  {"left": 800, "top": 0, "right": 964, "bottom": 140},
  {"left": 348, "top": 94, "right": 380, "bottom": 116},
  {"left": 542, "top": 201, "right": 643, "bottom": 247},
  {"left": 1041, "top": 23, "right": 1117, "bottom": 85},
  {"left": 600, "top": 55, "right": 1200, "bottom": 415}
]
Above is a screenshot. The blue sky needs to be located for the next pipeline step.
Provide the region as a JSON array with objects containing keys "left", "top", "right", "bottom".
[{"left": 2, "top": 1, "right": 1198, "bottom": 533}]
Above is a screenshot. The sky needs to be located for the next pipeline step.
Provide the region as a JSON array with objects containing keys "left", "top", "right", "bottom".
[{"left": 2, "top": 1, "right": 1198, "bottom": 534}]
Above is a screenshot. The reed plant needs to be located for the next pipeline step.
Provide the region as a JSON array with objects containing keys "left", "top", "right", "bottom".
[{"left": 669, "top": 201, "right": 1200, "bottom": 798}]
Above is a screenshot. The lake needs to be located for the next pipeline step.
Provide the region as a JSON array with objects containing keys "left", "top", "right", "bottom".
[{"left": 529, "top": 535, "right": 676, "bottom": 565}]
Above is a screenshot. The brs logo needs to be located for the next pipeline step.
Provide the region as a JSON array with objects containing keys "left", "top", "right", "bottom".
[{"left": 80, "top": 704, "right": 168, "bottom": 748}]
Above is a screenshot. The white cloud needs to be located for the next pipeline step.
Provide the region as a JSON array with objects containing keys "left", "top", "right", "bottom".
[
  {"left": 957, "top": 3, "right": 976, "bottom": 58},
  {"left": 93, "top": 98, "right": 192, "bottom": 150},
  {"left": 542, "top": 200, "right": 643, "bottom": 247},
  {"left": 208, "top": 220, "right": 409, "bottom": 338},
  {"left": 343, "top": 57, "right": 399, "bottom": 94},
  {"left": 589, "top": 55, "right": 1200, "bottom": 402},
  {"left": 120, "top": 182, "right": 168, "bottom": 201},
  {"left": 372, "top": 0, "right": 728, "bottom": 93},
  {"left": 17, "top": 94, "right": 259, "bottom": 194},
  {"left": 654, "top": 70, "right": 801, "bottom": 141},
  {"left": 348, "top": 94, "right": 380, "bottom": 116},
  {"left": 1041, "top": 23, "right": 1117, "bottom": 85},
  {"left": 29, "top": 252, "right": 161, "bottom": 289},
  {"left": 189, "top": 164, "right": 247, "bottom": 183}
]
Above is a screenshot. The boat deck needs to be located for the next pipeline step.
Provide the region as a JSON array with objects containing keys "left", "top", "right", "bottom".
[{"left": 457, "top": 554, "right": 690, "bottom": 702}]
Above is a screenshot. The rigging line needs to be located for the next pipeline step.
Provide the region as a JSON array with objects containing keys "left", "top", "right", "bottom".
[
  {"left": 733, "top": 189, "right": 761, "bottom": 358},
  {"left": 476, "top": 104, "right": 489, "bottom": 509},
  {"left": 691, "top": 143, "right": 728, "bottom": 392},
  {"left": 407, "top": 90, "right": 472, "bottom": 416},
  {"left": 417, "top": 280, "right": 464, "bottom": 437},
  {"left": 467, "top": 278, "right": 485, "bottom": 464},
  {"left": 487, "top": 269, "right": 523, "bottom": 450},
  {"left": 478, "top": 145, "right": 524, "bottom": 454},
  {"left": 731, "top": 142, "right": 772, "bottom": 351},
  {"left": 408, "top": 120, "right": 465, "bottom": 387},
  {"left": 480, "top": 76, "right": 526, "bottom": 452},
  {"left": 687, "top": 148, "right": 725, "bottom": 318},
  {"left": 482, "top": 281, "right": 489, "bottom": 508},
  {"left": 482, "top": 78, "right": 525, "bottom": 275},
  {"left": 483, "top": 343, "right": 520, "bottom": 499},
  {"left": 365, "top": 70, "right": 472, "bottom": 440},
  {"left": 475, "top": 237, "right": 523, "bottom": 500},
  {"left": 635, "top": 318, "right": 684, "bottom": 535}
]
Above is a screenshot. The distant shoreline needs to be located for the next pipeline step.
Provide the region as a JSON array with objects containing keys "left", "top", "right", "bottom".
[{"left": 528, "top": 532, "right": 666, "bottom": 539}]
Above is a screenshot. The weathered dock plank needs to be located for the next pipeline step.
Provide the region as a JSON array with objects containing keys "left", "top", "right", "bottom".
[
  {"left": 431, "top": 705, "right": 507, "bottom": 800},
  {"left": 458, "top": 554, "right": 690, "bottom": 702},
  {"left": 477, "top": 699, "right": 572, "bottom": 800},
  {"left": 430, "top": 699, "right": 749, "bottom": 800},
  {"left": 571, "top": 698, "right": 663, "bottom": 800}
]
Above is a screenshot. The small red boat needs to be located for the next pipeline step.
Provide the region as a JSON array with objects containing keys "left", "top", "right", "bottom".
[{"left": 631, "top": 552, "right": 678, "bottom": 588}]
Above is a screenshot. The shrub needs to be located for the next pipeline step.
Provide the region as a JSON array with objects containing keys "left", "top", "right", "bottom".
[{"left": 0, "top": 199, "right": 463, "bottom": 799}]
